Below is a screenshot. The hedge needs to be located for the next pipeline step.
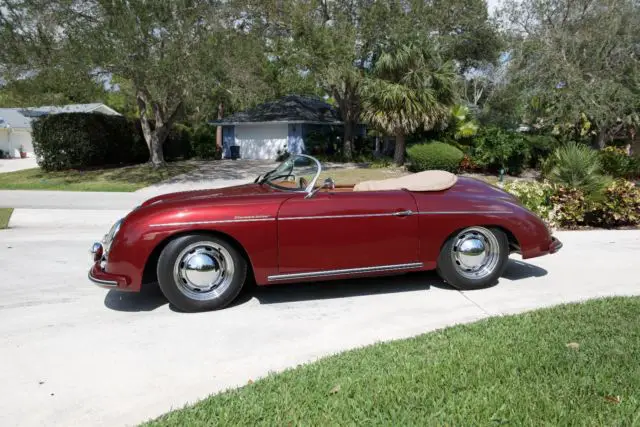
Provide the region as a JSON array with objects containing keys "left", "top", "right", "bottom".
[
  {"left": 407, "top": 141, "right": 464, "bottom": 172},
  {"left": 32, "top": 113, "right": 212, "bottom": 171}
]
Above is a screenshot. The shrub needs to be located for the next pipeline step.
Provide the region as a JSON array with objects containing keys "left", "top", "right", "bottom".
[
  {"left": 163, "top": 124, "right": 194, "bottom": 161},
  {"left": 407, "top": 141, "right": 464, "bottom": 173},
  {"left": 549, "top": 186, "right": 588, "bottom": 229},
  {"left": 32, "top": 113, "right": 148, "bottom": 171},
  {"left": 504, "top": 179, "right": 640, "bottom": 229},
  {"left": 504, "top": 180, "right": 555, "bottom": 222},
  {"left": 524, "top": 134, "right": 557, "bottom": 169},
  {"left": 471, "top": 127, "right": 530, "bottom": 175},
  {"left": 542, "top": 141, "right": 611, "bottom": 196},
  {"left": 600, "top": 146, "right": 640, "bottom": 179},
  {"left": 191, "top": 125, "right": 221, "bottom": 159},
  {"left": 586, "top": 179, "right": 640, "bottom": 227}
]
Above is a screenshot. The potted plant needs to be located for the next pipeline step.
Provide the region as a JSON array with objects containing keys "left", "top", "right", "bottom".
[{"left": 19, "top": 145, "right": 27, "bottom": 158}]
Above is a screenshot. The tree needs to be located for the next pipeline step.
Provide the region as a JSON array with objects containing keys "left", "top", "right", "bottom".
[
  {"left": 0, "top": 0, "right": 237, "bottom": 167},
  {"left": 360, "top": 43, "right": 457, "bottom": 165},
  {"left": 496, "top": 0, "right": 640, "bottom": 149}
]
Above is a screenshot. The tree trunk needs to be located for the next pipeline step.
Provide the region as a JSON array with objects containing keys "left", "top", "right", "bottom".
[
  {"left": 343, "top": 121, "right": 354, "bottom": 160},
  {"left": 135, "top": 88, "right": 181, "bottom": 167},
  {"left": 595, "top": 128, "right": 607, "bottom": 150},
  {"left": 216, "top": 102, "right": 224, "bottom": 150},
  {"left": 393, "top": 131, "right": 406, "bottom": 166},
  {"left": 148, "top": 131, "right": 165, "bottom": 166}
]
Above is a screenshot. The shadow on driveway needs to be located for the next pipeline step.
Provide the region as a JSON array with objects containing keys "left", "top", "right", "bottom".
[{"left": 103, "top": 259, "right": 548, "bottom": 313}]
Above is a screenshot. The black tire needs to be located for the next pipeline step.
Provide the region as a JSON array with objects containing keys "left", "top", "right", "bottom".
[
  {"left": 157, "top": 233, "right": 247, "bottom": 312},
  {"left": 436, "top": 226, "right": 509, "bottom": 290}
]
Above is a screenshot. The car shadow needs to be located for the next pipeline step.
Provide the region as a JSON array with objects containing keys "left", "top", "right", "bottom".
[{"left": 103, "top": 259, "right": 548, "bottom": 312}]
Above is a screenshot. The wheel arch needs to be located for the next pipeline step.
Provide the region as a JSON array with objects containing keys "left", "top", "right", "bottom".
[
  {"left": 437, "top": 224, "right": 521, "bottom": 256},
  {"left": 141, "top": 229, "right": 256, "bottom": 291}
]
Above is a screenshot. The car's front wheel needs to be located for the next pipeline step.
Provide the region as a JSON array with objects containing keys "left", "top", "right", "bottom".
[
  {"left": 157, "top": 234, "right": 247, "bottom": 312},
  {"left": 436, "top": 226, "right": 509, "bottom": 290}
]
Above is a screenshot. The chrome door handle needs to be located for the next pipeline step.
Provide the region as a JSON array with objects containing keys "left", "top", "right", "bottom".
[{"left": 393, "top": 210, "right": 414, "bottom": 217}]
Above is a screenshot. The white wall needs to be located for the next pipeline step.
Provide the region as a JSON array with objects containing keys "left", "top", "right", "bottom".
[
  {"left": 0, "top": 129, "right": 33, "bottom": 157},
  {"left": 234, "top": 123, "right": 288, "bottom": 160}
]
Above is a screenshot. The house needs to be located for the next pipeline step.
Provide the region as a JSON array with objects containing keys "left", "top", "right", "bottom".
[
  {"left": 0, "top": 103, "right": 121, "bottom": 158},
  {"left": 210, "top": 95, "right": 344, "bottom": 160}
]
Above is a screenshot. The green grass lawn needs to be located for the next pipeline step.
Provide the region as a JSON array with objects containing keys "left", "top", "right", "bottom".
[
  {"left": 0, "top": 162, "right": 196, "bottom": 192},
  {"left": 144, "top": 296, "right": 640, "bottom": 426},
  {"left": 0, "top": 208, "right": 13, "bottom": 229}
]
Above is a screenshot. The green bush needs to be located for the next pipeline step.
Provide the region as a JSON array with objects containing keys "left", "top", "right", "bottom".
[
  {"left": 543, "top": 141, "right": 611, "bottom": 196},
  {"left": 163, "top": 124, "right": 194, "bottom": 161},
  {"left": 32, "top": 113, "right": 148, "bottom": 171},
  {"left": 600, "top": 146, "right": 640, "bottom": 179},
  {"left": 471, "top": 127, "right": 530, "bottom": 175},
  {"left": 524, "top": 134, "right": 557, "bottom": 169},
  {"left": 407, "top": 141, "right": 464, "bottom": 173},
  {"left": 504, "top": 179, "right": 640, "bottom": 229},
  {"left": 587, "top": 179, "right": 640, "bottom": 227},
  {"left": 503, "top": 180, "right": 555, "bottom": 221},
  {"left": 191, "top": 125, "right": 221, "bottom": 159}
]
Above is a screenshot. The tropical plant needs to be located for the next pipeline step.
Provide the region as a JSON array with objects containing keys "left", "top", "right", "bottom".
[
  {"left": 587, "top": 179, "right": 640, "bottom": 227},
  {"left": 360, "top": 43, "right": 457, "bottom": 165},
  {"left": 600, "top": 146, "right": 639, "bottom": 179},
  {"left": 406, "top": 141, "right": 464, "bottom": 173},
  {"left": 451, "top": 104, "right": 480, "bottom": 140},
  {"left": 504, "top": 180, "right": 555, "bottom": 222},
  {"left": 471, "top": 127, "right": 530, "bottom": 175},
  {"left": 543, "top": 142, "right": 611, "bottom": 196}
]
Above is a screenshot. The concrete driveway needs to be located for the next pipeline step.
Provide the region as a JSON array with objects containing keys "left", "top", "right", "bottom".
[
  {"left": 0, "top": 157, "right": 38, "bottom": 173},
  {"left": 0, "top": 222, "right": 639, "bottom": 426}
]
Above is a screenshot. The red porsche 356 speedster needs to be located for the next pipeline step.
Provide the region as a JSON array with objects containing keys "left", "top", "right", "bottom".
[{"left": 89, "top": 154, "right": 562, "bottom": 312}]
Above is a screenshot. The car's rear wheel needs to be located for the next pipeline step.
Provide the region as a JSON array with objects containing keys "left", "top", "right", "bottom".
[
  {"left": 436, "top": 226, "right": 509, "bottom": 290},
  {"left": 157, "top": 234, "right": 247, "bottom": 312}
]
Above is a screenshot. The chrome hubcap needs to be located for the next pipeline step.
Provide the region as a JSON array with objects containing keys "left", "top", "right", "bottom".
[
  {"left": 451, "top": 227, "right": 500, "bottom": 280},
  {"left": 173, "top": 242, "right": 234, "bottom": 300}
]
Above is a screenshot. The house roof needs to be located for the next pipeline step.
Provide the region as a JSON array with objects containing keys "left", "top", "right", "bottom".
[
  {"left": 0, "top": 103, "right": 121, "bottom": 131},
  {"left": 210, "top": 95, "right": 343, "bottom": 126},
  {"left": 0, "top": 108, "right": 32, "bottom": 130}
]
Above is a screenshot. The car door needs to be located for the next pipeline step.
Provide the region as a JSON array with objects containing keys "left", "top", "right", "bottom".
[{"left": 275, "top": 189, "right": 420, "bottom": 277}]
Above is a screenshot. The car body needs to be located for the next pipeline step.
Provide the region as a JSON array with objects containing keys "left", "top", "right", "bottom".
[{"left": 89, "top": 154, "right": 562, "bottom": 311}]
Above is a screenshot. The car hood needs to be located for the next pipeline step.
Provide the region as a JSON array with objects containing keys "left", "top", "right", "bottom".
[{"left": 139, "top": 183, "right": 280, "bottom": 207}]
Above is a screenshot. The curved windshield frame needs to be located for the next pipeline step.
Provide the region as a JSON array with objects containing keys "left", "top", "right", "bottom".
[{"left": 259, "top": 154, "right": 322, "bottom": 193}]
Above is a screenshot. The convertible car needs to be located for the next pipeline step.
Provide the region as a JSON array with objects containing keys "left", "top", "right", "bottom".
[{"left": 89, "top": 154, "right": 562, "bottom": 312}]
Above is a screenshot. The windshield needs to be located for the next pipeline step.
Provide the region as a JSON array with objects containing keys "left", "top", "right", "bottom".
[{"left": 260, "top": 154, "right": 321, "bottom": 193}]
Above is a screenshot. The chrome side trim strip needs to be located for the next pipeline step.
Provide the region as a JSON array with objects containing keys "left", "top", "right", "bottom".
[
  {"left": 419, "top": 210, "right": 512, "bottom": 215},
  {"left": 268, "top": 262, "right": 423, "bottom": 282},
  {"left": 87, "top": 272, "right": 118, "bottom": 288},
  {"left": 279, "top": 212, "right": 396, "bottom": 221},
  {"left": 149, "top": 218, "right": 276, "bottom": 227}
]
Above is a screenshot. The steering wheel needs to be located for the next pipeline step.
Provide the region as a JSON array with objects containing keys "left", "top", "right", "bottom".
[{"left": 299, "top": 177, "right": 308, "bottom": 190}]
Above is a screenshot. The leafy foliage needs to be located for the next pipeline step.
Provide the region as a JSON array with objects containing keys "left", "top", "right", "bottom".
[
  {"left": 407, "top": 142, "right": 464, "bottom": 173},
  {"left": 471, "top": 127, "right": 530, "bottom": 175},
  {"left": 32, "top": 113, "right": 147, "bottom": 171},
  {"left": 191, "top": 125, "right": 222, "bottom": 160},
  {"left": 505, "top": 179, "right": 640, "bottom": 229},
  {"left": 360, "top": 43, "right": 457, "bottom": 165},
  {"left": 586, "top": 180, "right": 640, "bottom": 227},
  {"left": 496, "top": 0, "right": 640, "bottom": 147},
  {"left": 600, "top": 147, "right": 640, "bottom": 179},
  {"left": 504, "top": 181, "right": 555, "bottom": 222},
  {"left": 543, "top": 142, "right": 611, "bottom": 196}
]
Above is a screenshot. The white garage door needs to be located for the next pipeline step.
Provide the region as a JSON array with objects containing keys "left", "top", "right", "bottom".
[
  {"left": 0, "top": 129, "right": 33, "bottom": 156},
  {"left": 234, "top": 123, "right": 288, "bottom": 160}
]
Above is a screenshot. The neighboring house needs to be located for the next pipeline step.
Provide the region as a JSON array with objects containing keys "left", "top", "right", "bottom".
[
  {"left": 0, "top": 103, "right": 121, "bottom": 158},
  {"left": 210, "top": 95, "right": 344, "bottom": 160}
]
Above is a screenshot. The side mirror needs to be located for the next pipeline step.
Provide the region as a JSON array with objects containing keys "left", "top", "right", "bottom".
[{"left": 305, "top": 177, "right": 335, "bottom": 199}]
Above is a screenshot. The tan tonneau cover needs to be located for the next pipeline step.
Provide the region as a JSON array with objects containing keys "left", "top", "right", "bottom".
[{"left": 353, "top": 170, "right": 457, "bottom": 192}]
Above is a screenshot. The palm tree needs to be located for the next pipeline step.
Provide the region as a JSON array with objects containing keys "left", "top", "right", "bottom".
[{"left": 360, "top": 43, "right": 457, "bottom": 165}]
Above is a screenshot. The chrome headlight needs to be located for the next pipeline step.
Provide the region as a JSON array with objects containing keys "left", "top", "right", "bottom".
[{"left": 102, "top": 218, "right": 123, "bottom": 254}]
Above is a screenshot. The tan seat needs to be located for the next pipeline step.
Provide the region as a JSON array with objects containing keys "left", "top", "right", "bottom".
[{"left": 353, "top": 170, "right": 457, "bottom": 192}]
